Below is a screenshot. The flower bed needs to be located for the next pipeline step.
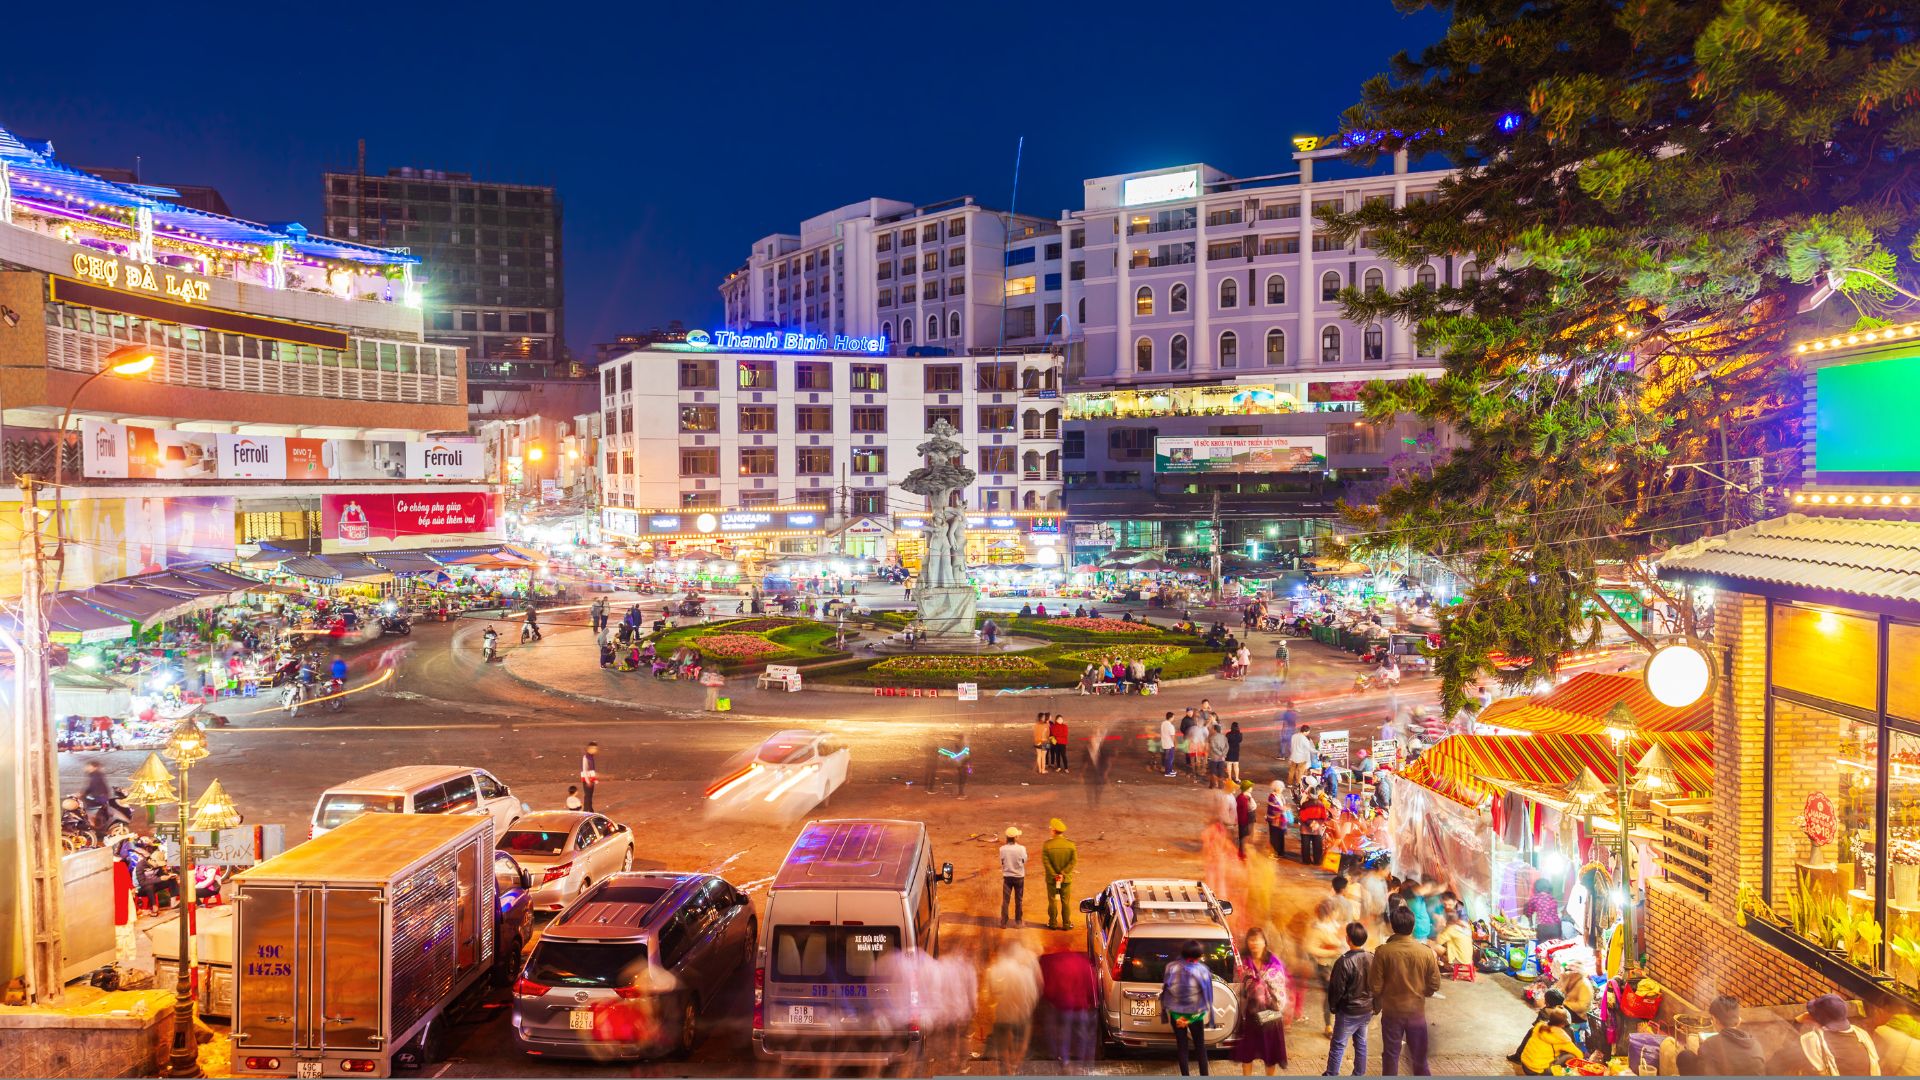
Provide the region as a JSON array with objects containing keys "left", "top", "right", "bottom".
[
  {"left": 1044, "top": 617, "right": 1155, "bottom": 634},
  {"left": 1060, "top": 644, "right": 1189, "bottom": 664},
  {"left": 721, "top": 617, "right": 800, "bottom": 634},
  {"left": 692, "top": 633, "right": 791, "bottom": 660},
  {"left": 869, "top": 655, "right": 1048, "bottom": 676}
]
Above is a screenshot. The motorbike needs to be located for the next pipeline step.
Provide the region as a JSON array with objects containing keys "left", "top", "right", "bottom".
[
  {"left": 62, "top": 788, "right": 133, "bottom": 847},
  {"left": 325, "top": 676, "right": 346, "bottom": 712},
  {"left": 282, "top": 681, "right": 307, "bottom": 716},
  {"left": 482, "top": 631, "right": 499, "bottom": 662},
  {"left": 379, "top": 613, "right": 413, "bottom": 636}
]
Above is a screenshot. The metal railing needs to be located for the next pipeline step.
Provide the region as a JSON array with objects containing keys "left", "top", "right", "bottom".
[{"left": 47, "top": 326, "right": 462, "bottom": 407}]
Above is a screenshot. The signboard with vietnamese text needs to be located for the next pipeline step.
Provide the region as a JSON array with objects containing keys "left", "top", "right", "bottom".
[
  {"left": 627, "top": 509, "right": 823, "bottom": 538},
  {"left": 1800, "top": 790, "right": 1839, "bottom": 847},
  {"left": 81, "top": 421, "right": 481, "bottom": 482},
  {"left": 320, "top": 491, "right": 497, "bottom": 552},
  {"left": 1317, "top": 729, "right": 1350, "bottom": 768},
  {"left": 1154, "top": 435, "right": 1327, "bottom": 474}
]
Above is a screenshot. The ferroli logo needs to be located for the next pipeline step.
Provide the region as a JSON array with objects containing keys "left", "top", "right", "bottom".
[
  {"left": 423, "top": 444, "right": 465, "bottom": 468},
  {"left": 231, "top": 439, "right": 272, "bottom": 465},
  {"left": 94, "top": 430, "right": 118, "bottom": 458}
]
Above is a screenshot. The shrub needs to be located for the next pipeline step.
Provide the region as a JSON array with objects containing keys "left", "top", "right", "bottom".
[
  {"left": 869, "top": 655, "right": 1048, "bottom": 676},
  {"left": 1044, "top": 617, "right": 1155, "bottom": 634},
  {"left": 723, "top": 618, "right": 800, "bottom": 634},
  {"left": 693, "top": 633, "right": 788, "bottom": 660},
  {"left": 1060, "top": 644, "right": 1189, "bottom": 664}
]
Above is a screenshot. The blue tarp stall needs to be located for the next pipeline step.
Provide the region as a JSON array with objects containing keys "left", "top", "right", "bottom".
[
  {"left": 369, "top": 551, "right": 445, "bottom": 576},
  {"left": 0, "top": 594, "right": 134, "bottom": 645},
  {"left": 71, "top": 581, "right": 208, "bottom": 631}
]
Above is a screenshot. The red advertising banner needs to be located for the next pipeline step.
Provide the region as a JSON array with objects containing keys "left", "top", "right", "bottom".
[{"left": 320, "top": 491, "right": 497, "bottom": 549}]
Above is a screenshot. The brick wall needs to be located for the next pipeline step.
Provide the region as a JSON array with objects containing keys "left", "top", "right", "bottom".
[
  {"left": 1646, "top": 880, "right": 1839, "bottom": 1009},
  {"left": 1708, "top": 592, "right": 1767, "bottom": 917}
]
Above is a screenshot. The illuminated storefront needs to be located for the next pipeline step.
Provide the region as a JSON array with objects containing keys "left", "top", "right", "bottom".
[
  {"left": 892, "top": 512, "right": 1063, "bottom": 570},
  {"left": 600, "top": 504, "right": 828, "bottom": 560},
  {"left": 1065, "top": 381, "right": 1299, "bottom": 421}
]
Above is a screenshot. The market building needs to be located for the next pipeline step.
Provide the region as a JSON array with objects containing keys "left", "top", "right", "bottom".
[{"left": 594, "top": 336, "right": 1065, "bottom": 570}]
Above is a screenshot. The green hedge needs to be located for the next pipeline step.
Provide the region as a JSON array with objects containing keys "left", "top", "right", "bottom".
[
  {"left": 644, "top": 617, "right": 848, "bottom": 674},
  {"left": 809, "top": 639, "right": 1227, "bottom": 688}
]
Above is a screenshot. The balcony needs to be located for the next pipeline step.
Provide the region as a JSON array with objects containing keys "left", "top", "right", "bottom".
[
  {"left": 1021, "top": 470, "right": 1063, "bottom": 482},
  {"left": 1020, "top": 427, "right": 1061, "bottom": 440},
  {"left": 1127, "top": 214, "right": 1197, "bottom": 236}
]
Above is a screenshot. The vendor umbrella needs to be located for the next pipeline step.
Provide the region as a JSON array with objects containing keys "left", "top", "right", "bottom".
[
  {"left": 1127, "top": 558, "right": 1171, "bottom": 572},
  {"left": 678, "top": 549, "right": 721, "bottom": 561}
]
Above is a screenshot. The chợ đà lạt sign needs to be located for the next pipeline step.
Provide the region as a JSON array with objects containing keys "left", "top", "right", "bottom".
[{"left": 71, "top": 251, "right": 212, "bottom": 304}]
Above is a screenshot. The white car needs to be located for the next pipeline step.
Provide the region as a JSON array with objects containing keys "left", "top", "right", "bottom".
[
  {"left": 496, "top": 811, "right": 636, "bottom": 912},
  {"left": 706, "top": 729, "right": 850, "bottom": 813}
]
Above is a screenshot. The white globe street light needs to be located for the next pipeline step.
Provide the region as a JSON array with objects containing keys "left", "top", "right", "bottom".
[{"left": 1643, "top": 642, "right": 1713, "bottom": 709}]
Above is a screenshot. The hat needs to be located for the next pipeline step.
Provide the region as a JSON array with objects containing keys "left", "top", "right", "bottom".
[
  {"left": 1049, "top": 817, "right": 1067, "bottom": 833},
  {"left": 1005, "top": 826, "right": 1022, "bottom": 839},
  {"left": 1801, "top": 993, "right": 1852, "bottom": 1032},
  {"left": 1239, "top": 779, "right": 1255, "bottom": 791}
]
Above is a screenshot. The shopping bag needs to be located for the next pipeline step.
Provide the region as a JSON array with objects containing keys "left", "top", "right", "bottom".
[
  {"left": 716, "top": 697, "right": 732, "bottom": 712},
  {"left": 1320, "top": 847, "right": 1343, "bottom": 873}
]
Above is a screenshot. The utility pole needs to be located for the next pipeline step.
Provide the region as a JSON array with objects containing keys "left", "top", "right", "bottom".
[
  {"left": 18, "top": 478, "right": 64, "bottom": 1003},
  {"left": 1209, "top": 490, "right": 1223, "bottom": 605}
]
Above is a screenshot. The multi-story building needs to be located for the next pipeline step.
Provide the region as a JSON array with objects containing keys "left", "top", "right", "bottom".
[
  {"left": 0, "top": 122, "right": 499, "bottom": 588},
  {"left": 719, "top": 197, "right": 1066, "bottom": 353},
  {"left": 321, "top": 164, "right": 563, "bottom": 364},
  {"left": 1058, "top": 147, "right": 1463, "bottom": 563},
  {"left": 595, "top": 339, "right": 1064, "bottom": 566}
]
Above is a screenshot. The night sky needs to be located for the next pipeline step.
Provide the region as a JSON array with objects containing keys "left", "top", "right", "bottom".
[{"left": 1, "top": 3, "right": 1444, "bottom": 356}]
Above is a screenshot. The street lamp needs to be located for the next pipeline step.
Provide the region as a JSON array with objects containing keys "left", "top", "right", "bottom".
[
  {"left": 1599, "top": 702, "right": 1678, "bottom": 969},
  {"left": 128, "top": 714, "right": 234, "bottom": 1079}
]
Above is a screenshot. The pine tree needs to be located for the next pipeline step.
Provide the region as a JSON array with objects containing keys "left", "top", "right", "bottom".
[{"left": 1328, "top": 0, "right": 1920, "bottom": 713}]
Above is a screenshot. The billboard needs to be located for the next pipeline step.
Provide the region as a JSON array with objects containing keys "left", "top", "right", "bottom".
[
  {"left": 1153, "top": 436, "right": 1327, "bottom": 474},
  {"left": 405, "top": 438, "right": 486, "bottom": 480},
  {"left": 320, "top": 491, "right": 497, "bottom": 552},
  {"left": 3, "top": 494, "right": 240, "bottom": 597},
  {"left": 1815, "top": 351, "right": 1920, "bottom": 484},
  {"left": 80, "top": 423, "right": 480, "bottom": 482}
]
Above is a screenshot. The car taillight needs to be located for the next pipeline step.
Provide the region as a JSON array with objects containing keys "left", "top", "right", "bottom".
[
  {"left": 242, "top": 1057, "right": 280, "bottom": 1071},
  {"left": 539, "top": 863, "right": 573, "bottom": 884},
  {"left": 342, "top": 1060, "right": 377, "bottom": 1073},
  {"left": 513, "top": 977, "right": 549, "bottom": 996},
  {"left": 752, "top": 965, "right": 764, "bottom": 1030},
  {"left": 1111, "top": 934, "right": 1128, "bottom": 982}
]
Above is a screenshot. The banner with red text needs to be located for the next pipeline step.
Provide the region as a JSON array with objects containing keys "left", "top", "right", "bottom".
[{"left": 319, "top": 491, "right": 498, "bottom": 553}]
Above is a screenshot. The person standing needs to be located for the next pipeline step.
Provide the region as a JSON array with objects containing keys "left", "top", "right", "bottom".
[
  {"left": 1265, "top": 781, "right": 1291, "bottom": 859},
  {"left": 1160, "top": 939, "right": 1216, "bottom": 1076},
  {"left": 1234, "top": 781, "right": 1256, "bottom": 859},
  {"left": 986, "top": 940, "right": 1042, "bottom": 1074},
  {"left": 1160, "top": 712, "right": 1181, "bottom": 777},
  {"left": 1323, "top": 921, "right": 1375, "bottom": 1076},
  {"left": 983, "top": 617, "right": 999, "bottom": 646},
  {"left": 999, "top": 827, "right": 1028, "bottom": 928},
  {"left": 1289, "top": 724, "right": 1314, "bottom": 785},
  {"left": 1369, "top": 904, "right": 1441, "bottom": 1075},
  {"left": 1208, "top": 723, "right": 1230, "bottom": 790},
  {"left": 579, "top": 741, "right": 599, "bottom": 812},
  {"left": 1048, "top": 714, "right": 1070, "bottom": 772},
  {"left": 1231, "top": 927, "right": 1293, "bottom": 1075},
  {"left": 1034, "top": 712, "right": 1051, "bottom": 775},
  {"left": 1224, "top": 721, "right": 1244, "bottom": 786},
  {"left": 1278, "top": 700, "right": 1300, "bottom": 760},
  {"left": 702, "top": 667, "right": 727, "bottom": 711},
  {"left": 1042, "top": 818, "right": 1078, "bottom": 930}
]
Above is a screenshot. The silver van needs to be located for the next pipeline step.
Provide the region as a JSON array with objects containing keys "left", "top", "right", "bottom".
[
  {"left": 1082, "top": 878, "right": 1241, "bottom": 1051},
  {"left": 310, "top": 765, "right": 525, "bottom": 839},
  {"left": 752, "top": 819, "right": 952, "bottom": 1067}
]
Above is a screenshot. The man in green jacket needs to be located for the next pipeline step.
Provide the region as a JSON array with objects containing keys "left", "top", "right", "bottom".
[
  {"left": 1368, "top": 904, "right": 1442, "bottom": 1074},
  {"left": 1041, "top": 817, "right": 1078, "bottom": 930}
]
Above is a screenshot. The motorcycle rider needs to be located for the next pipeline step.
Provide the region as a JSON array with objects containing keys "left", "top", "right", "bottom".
[
  {"left": 80, "top": 761, "right": 115, "bottom": 837},
  {"left": 482, "top": 624, "right": 499, "bottom": 661},
  {"left": 521, "top": 604, "right": 542, "bottom": 642}
]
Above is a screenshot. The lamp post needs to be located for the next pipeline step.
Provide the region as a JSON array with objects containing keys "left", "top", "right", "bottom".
[
  {"left": 1599, "top": 702, "right": 1678, "bottom": 970},
  {"left": 127, "top": 715, "right": 235, "bottom": 1079}
]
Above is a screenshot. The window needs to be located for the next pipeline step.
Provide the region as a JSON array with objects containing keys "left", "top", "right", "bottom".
[
  {"left": 851, "top": 364, "right": 885, "bottom": 391},
  {"left": 900, "top": 254, "right": 917, "bottom": 275},
  {"left": 876, "top": 233, "right": 892, "bottom": 253},
  {"left": 901, "top": 284, "right": 917, "bottom": 305},
  {"left": 922, "top": 250, "right": 940, "bottom": 272},
  {"left": 1063, "top": 430, "right": 1085, "bottom": 458},
  {"left": 1219, "top": 331, "right": 1239, "bottom": 369},
  {"left": 1006, "top": 275, "right": 1037, "bottom": 298},
  {"left": 1416, "top": 328, "right": 1437, "bottom": 358},
  {"left": 1135, "top": 286, "right": 1154, "bottom": 316},
  {"left": 680, "top": 490, "right": 718, "bottom": 507},
  {"left": 1170, "top": 283, "right": 1188, "bottom": 313},
  {"left": 1364, "top": 323, "right": 1384, "bottom": 360},
  {"left": 1219, "top": 277, "right": 1239, "bottom": 309},
  {"left": 738, "top": 447, "right": 777, "bottom": 475},
  {"left": 1069, "top": 260, "right": 1085, "bottom": 281},
  {"left": 1364, "top": 269, "right": 1385, "bottom": 295},
  {"left": 926, "top": 406, "right": 963, "bottom": 431},
  {"left": 851, "top": 406, "right": 887, "bottom": 433},
  {"left": 738, "top": 405, "right": 777, "bottom": 433},
  {"left": 679, "top": 447, "right": 719, "bottom": 476},
  {"left": 1135, "top": 337, "right": 1154, "bottom": 372},
  {"left": 925, "top": 365, "right": 962, "bottom": 392},
  {"left": 1077, "top": 298, "right": 1087, "bottom": 326},
  {"left": 1321, "top": 326, "right": 1342, "bottom": 363},
  {"left": 948, "top": 217, "right": 966, "bottom": 238},
  {"left": 1320, "top": 271, "right": 1342, "bottom": 302},
  {"left": 926, "top": 314, "right": 940, "bottom": 340},
  {"left": 898, "top": 229, "right": 914, "bottom": 248},
  {"left": 901, "top": 319, "right": 913, "bottom": 343},
  {"left": 1312, "top": 234, "right": 1346, "bottom": 253},
  {"left": 1005, "top": 247, "right": 1036, "bottom": 267},
  {"left": 1259, "top": 202, "right": 1301, "bottom": 220},
  {"left": 679, "top": 405, "right": 718, "bottom": 432},
  {"left": 949, "top": 277, "right": 965, "bottom": 298},
  {"left": 978, "top": 447, "right": 1015, "bottom": 474},
  {"left": 976, "top": 362, "right": 1017, "bottom": 391},
  {"left": 948, "top": 311, "right": 961, "bottom": 337},
  {"left": 795, "top": 362, "right": 831, "bottom": 391},
  {"left": 851, "top": 447, "right": 887, "bottom": 474},
  {"left": 1265, "top": 328, "right": 1286, "bottom": 366},
  {"left": 795, "top": 405, "right": 832, "bottom": 433},
  {"left": 678, "top": 357, "right": 716, "bottom": 389},
  {"left": 1265, "top": 274, "right": 1287, "bottom": 305},
  {"left": 1170, "top": 334, "right": 1189, "bottom": 371},
  {"left": 1417, "top": 264, "right": 1437, "bottom": 289},
  {"left": 1206, "top": 240, "right": 1244, "bottom": 260},
  {"left": 1462, "top": 261, "right": 1480, "bottom": 285},
  {"left": 949, "top": 248, "right": 965, "bottom": 267},
  {"left": 979, "top": 405, "right": 1014, "bottom": 431},
  {"left": 880, "top": 320, "right": 893, "bottom": 342},
  {"left": 1108, "top": 427, "right": 1156, "bottom": 460},
  {"left": 1259, "top": 234, "right": 1300, "bottom": 256}
]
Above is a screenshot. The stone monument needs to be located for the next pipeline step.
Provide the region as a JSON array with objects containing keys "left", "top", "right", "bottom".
[{"left": 899, "top": 419, "right": 978, "bottom": 644}]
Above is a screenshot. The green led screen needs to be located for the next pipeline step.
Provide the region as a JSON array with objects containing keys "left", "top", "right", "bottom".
[{"left": 1815, "top": 350, "right": 1920, "bottom": 482}]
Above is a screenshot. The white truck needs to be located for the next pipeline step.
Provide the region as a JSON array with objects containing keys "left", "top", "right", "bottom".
[{"left": 229, "top": 813, "right": 503, "bottom": 1078}]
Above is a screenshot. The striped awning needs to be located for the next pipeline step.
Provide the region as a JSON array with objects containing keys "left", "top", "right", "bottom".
[
  {"left": 1402, "top": 730, "right": 1714, "bottom": 805},
  {"left": 1477, "top": 671, "right": 1710, "bottom": 735}
]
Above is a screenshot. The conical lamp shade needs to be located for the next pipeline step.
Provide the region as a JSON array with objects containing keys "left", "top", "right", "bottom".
[
  {"left": 1633, "top": 743, "right": 1680, "bottom": 795},
  {"left": 1565, "top": 768, "right": 1610, "bottom": 817},
  {"left": 189, "top": 779, "right": 242, "bottom": 832},
  {"left": 125, "top": 753, "right": 176, "bottom": 807}
]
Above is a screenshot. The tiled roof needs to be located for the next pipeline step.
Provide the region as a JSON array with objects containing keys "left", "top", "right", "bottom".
[{"left": 1657, "top": 514, "right": 1920, "bottom": 605}]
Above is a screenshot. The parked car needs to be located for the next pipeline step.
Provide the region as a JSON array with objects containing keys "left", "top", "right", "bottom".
[
  {"left": 496, "top": 811, "right": 636, "bottom": 913},
  {"left": 1081, "top": 879, "right": 1240, "bottom": 1052},
  {"left": 705, "top": 730, "right": 851, "bottom": 812},
  {"left": 511, "top": 872, "right": 756, "bottom": 1059},
  {"left": 310, "top": 765, "right": 524, "bottom": 839},
  {"left": 493, "top": 850, "right": 536, "bottom": 985}
]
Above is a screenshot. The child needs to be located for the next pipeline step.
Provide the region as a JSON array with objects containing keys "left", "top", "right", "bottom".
[{"left": 565, "top": 785, "right": 584, "bottom": 811}]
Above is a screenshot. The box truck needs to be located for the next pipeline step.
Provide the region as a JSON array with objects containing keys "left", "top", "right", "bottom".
[{"left": 229, "top": 813, "right": 511, "bottom": 1078}]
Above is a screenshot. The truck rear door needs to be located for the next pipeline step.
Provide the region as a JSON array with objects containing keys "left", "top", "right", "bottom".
[{"left": 237, "top": 885, "right": 384, "bottom": 1060}]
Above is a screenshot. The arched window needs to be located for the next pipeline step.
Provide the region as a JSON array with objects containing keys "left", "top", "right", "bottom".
[
  {"left": 927, "top": 314, "right": 941, "bottom": 341},
  {"left": 1416, "top": 264, "right": 1436, "bottom": 289},
  {"left": 1266, "top": 274, "right": 1286, "bottom": 305},
  {"left": 1416, "top": 327, "right": 1436, "bottom": 358},
  {"left": 1170, "top": 283, "right": 1188, "bottom": 313},
  {"left": 1363, "top": 268, "right": 1384, "bottom": 295},
  {"left": 1135, "top": 336, "right": 1153, "bottom": 372},
  {"left": 1170, "top": 334, "right": 1189, "bottom": 371},
  {"left": 1022, "top": 490, "right": 1037, "bottom": 509},
  {"left": 1218, "top": 331, "right": 1239, "bottom": 369},
  {"left": 1265, "top": 328, "right": 1286, "bottom": 366},
  {"left": 1219, "top": 277, "right": 1239, "bottom": 309},
  {"left": 1321, "top": 271, "right": 1342, "bottom": 302},
  {"left": 1077, "top": 297, "right": 1086, "bottom": 325},
  {"left": 1364, "top": 323, "right": 1384, "bottom": 360},
  {"left": 902, "top": 318, "right": 914, "bottom": 343},
  {"left": 882, "top": 320, "right": 893, "bottom": 342},
  {"left": 1321, "top": 326, "right": 1342, "bottom": 363},
  {"left": 949, "top": 311, "right": 961, "bottom": 338},
  {"left": 1135, "top": 286, "right": 1154, "bottom": 316},
  {"left": 1461, "top": 261, "right": 1480, "bottom": 285},
  {"left": 1022, "top": 449, "right": 1041, "bottom": 473}
]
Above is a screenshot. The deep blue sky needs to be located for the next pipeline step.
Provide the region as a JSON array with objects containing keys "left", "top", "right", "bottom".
[{"left": 1, "top": 3, "right": 1444, "bottom": 356}]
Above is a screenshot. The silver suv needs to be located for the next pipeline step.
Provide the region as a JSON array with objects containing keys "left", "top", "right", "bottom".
[{"left": 1079, "top": 879, "right": 1240, "bottom": 1052}]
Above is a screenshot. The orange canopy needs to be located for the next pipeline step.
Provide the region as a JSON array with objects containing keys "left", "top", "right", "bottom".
[
  {"left": 1400, "top": 730, "right": 1713, "bottom": 805},
  {"left": 1476, "top": 671, "right": 1709, "bottom": 735}
]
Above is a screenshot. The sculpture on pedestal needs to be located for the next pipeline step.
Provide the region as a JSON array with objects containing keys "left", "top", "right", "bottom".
[{"left": 898, "top": 420, "right": 979, "bottom": 641}]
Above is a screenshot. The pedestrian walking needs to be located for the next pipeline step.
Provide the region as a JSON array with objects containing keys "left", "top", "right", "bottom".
[
  {"left": 999, "top": 827, "right": 1027, "bottom": 927},
  {"left": 1048, "top": 714, "right": 1070, "bottom": 772},
  {"left": 702, "top": 668, "right": 726, "bottom": 711},
  {"left": 1278, "top": 700, "right": 1300, "bottom": 760},
  {"left": 1034, "top": 712, "right": 1051, "bottom": 775},
  {"left": 983, "top": 617, "right": 999, "bottom": 646},
  {"left": 1160, "top": 712, "right": 1181, "bottom": 777},
  {"left": 579, "top": 741, "right": 599, "bottom": 812},
  {"left": 1042, "top": 818, "right": 1077, "bottom": 930},
  {"left": 1083, "top": 730, "right": 1112, "bottom": 808},
  {"left": 1234, "top": 780, "right": 1256, "bottom": 859},
  {"left": 1225, "top": 721, "right": 1244, "bottom": 785},
  {"left": 1231, "top": 927, "right": 1294, "bottom": 1074},
  {"left": 1208, "top": 723, "right": 1229, "bottom": 789},
  {"left": 986, "top": 940, "right": 1042, "bottom": 1074},
  {"left": 1039, "top": 944, "right": 1097, "bottom": 1068},
  {"left": 1289, "top": 723, "right": 1314, "bottom": 785},
  {"left": 1369, "top": 904, "right": 1441, "bottom": 1075},
  {"left": 1323, "top": 921, "right": 1375, "bottom": 1076},
  {"left": 1160, "top": 939, "right": 1216, "bottom": 1076},
  {"left": 564, "top": 784, "right": 583, "bottom": 811}
]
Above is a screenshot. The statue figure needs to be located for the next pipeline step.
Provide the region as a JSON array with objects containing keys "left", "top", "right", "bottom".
[{"left": 900, "top": 420, "right": 977, "bottom": 588}]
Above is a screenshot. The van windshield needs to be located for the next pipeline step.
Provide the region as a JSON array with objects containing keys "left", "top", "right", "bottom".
[
  {"left": 1121, "top": 938, "right": 1235, "bottom": 984},
  {"left": 526, "top": 940, "right": 648, "bottom": 988},
  {"left": 316, "top": 793, "right": 404, "bottom": 830},
  {"left": 770, "top": 926, "right": 901, "bottom": 983}
]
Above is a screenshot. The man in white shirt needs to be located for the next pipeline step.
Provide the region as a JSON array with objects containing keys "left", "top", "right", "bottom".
[
  {"left": 999, "top": 827, "right": 1028, "bottom": 927},
  {"left": 1289, "top": 724, "right": 1314, "bottom": 785},
  {"left": 1159, "top": 712, "right": 1180, "bottom": 777}
]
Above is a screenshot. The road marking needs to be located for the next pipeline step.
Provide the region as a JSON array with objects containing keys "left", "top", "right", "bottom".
[{"left": 222, "top": 722, "right": 503, "bottom": 733}]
